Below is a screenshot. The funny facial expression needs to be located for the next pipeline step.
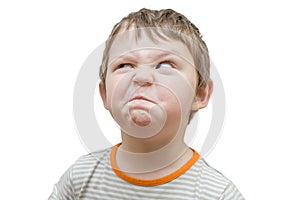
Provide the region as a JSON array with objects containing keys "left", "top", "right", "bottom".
[{"left": 100, "top": 29, "right": 202, "bottom": 140}]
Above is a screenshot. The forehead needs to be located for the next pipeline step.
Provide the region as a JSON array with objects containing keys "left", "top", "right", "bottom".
[{"left": 107, "top": 29, "right": 194, "bottom": 65}]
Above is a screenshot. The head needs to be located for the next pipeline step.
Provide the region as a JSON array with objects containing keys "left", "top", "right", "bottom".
[
  {"left": 99, "top": 8, "right": 213, "bottom": 142},
  {"left": 100, "top": 8, "right": 211, "bottom": 91}
]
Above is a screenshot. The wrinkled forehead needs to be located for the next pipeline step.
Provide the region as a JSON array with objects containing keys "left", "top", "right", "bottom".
[{"left": 107, "top": 29, "right": 194, "bottom": 66}]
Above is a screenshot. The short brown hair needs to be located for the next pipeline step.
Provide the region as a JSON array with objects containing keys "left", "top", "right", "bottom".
[{"left": 99, "top": 8, "right": 210, "bottom": 91}]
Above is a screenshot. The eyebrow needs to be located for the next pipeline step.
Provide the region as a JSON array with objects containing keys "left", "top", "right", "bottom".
[
  {"left": 108, "top": 52, "right": 175, "bottom": 66},
  {"left": 121, "top": 52, "right": 173, "bottom": 60}
]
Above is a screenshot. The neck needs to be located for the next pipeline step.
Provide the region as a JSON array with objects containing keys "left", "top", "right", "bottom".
[
  {"left": 116, "top": 131, "right": 191, "bottom": 175},
  {"left": 115, "top": 143, "right": 194, "bottom": 179},
  {"left": 120, "top": 133, "right": 183, "bottom": 153},
  {"left": 120, "top": 118, "right": 188, "bottom": 153},
  {"left": 115, "top": 118, "right": 193, "bottom": 177}
]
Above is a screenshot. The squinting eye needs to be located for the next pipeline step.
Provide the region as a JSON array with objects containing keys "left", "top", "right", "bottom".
[
  {"left": 156, "top": 62, "right": 173, "bottom": 69},
  {"left": 117, "top": 63, "right": 134, "bottom": 69}
]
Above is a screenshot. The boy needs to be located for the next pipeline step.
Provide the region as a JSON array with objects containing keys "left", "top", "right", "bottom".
[{"left": 49, "top": 8, "right": 245, "bottom": 199}]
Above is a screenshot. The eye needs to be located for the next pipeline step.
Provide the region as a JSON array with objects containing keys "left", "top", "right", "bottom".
[
  {"left": 117, "top": 63, "right": 134, "bottom": 69},
  {"left": 155, "top": 62, "right": 174, "bottom": 69}
]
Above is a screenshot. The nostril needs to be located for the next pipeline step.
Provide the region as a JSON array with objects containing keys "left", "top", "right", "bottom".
[
  {"left": 132, "top": 68, "right": 154, "bottom": 86},
  {"left": 133, "top": 76, "right": 153, "bottom": 86}
]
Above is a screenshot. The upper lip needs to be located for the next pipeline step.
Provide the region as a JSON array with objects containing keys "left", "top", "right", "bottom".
[{"left": 129, "top": 95, "right": 155, "bottom": 103}]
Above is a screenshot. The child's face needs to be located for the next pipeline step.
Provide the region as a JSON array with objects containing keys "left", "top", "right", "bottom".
[{"left": 100, "top": 30, "right": 205, "bottom": 139}]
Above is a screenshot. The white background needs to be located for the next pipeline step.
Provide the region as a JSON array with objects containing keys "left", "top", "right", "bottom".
[{"left": 1, "top": 0, "right": 299, "bottom": 199}]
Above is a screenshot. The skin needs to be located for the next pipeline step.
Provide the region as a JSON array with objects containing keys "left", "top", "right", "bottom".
[{"left": 99, "top": 30, "right": 213, "bottom": 178}]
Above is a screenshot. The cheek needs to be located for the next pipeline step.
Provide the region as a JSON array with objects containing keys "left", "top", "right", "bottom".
[
  {"left": 156, "top": 75, "right": 196, "bottom": 117},
  {"left": 159, "top": 73, "right": 195, "bottom": 100},
  {"left": 105, "top": 74, "right": 131, "bottom": 108}
]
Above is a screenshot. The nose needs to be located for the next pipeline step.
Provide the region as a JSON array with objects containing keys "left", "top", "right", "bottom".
[{"left": 132, "top": 66, "right": 154, "bottom": 86}]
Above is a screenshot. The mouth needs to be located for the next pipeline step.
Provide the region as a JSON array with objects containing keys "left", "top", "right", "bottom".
[{"left": 129, "top": 95, "right": 156, "bottom": 104}]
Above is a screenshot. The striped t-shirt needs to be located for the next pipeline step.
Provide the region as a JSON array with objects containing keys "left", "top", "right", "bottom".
[{"left": 49, "top": 144, "right": 245, "bottom": 200}]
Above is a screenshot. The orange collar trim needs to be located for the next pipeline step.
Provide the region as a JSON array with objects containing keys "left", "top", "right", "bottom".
[{"left": 110, "top": 143, "right": 200, "bottom": 186}]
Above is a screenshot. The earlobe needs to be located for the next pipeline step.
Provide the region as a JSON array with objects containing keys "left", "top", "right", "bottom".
[
  {"left": 192, "top": 79, "right": 213, "bottom": 111},
  {"left": 99, "top": 82, "right": 109, "bottom": 110}
]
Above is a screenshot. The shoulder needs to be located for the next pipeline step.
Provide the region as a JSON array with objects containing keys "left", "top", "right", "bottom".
[
  {"left": 74, "top": 147, "right": 111, "bottom": 166},
  {"left": 193, "top": 158, "right": 245, "bottom": 199},
  {"left": 196, "top": 158, "right": 231, "bottom": 185},
  {"left": 71, "top": 147, "right": 112, "bottom": 176},
  {"left": 71, "top": 147, "right": 113, "bottom": 196},
  {"left": 49, "top": 147, "right": 112, "bottom": 199}
]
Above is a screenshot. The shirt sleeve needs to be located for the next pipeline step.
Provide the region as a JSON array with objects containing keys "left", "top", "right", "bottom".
[
  {"left": 48, "top": 166, "right": 75, "bottom": 200},
  {"left": 219, "top": 182, "right": 245, "bottom": 200}
]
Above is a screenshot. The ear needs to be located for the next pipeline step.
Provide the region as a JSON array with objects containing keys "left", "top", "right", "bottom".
[
  {"left": 192, "top": 79, "right": 213, "bottom": 111},
  {"left": 99, "top": 82, "right": 109, "bottom": 110}
]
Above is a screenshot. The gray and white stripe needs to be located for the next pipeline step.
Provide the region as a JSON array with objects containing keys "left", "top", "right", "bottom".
[{"left": 49, "top": 148, "right": 244, "bottom": 200}]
